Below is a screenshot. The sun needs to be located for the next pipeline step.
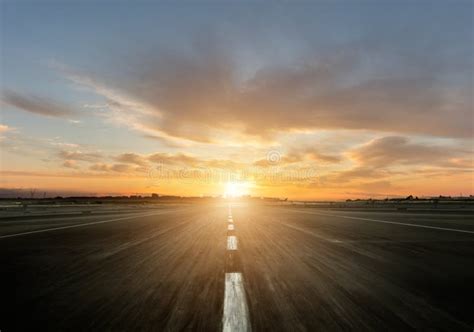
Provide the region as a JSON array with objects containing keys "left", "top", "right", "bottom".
[{"left": 223, "top": 181, "right": 251, "bottom": 198}]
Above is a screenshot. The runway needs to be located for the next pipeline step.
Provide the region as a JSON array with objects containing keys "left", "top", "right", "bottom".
[{"left": 1, "top": 203, "right": 473, "bottom": 331}]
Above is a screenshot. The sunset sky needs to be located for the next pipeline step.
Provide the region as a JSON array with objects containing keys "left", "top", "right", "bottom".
[{"left": 0, "top": 1, "right": 473, "bottom": 199}]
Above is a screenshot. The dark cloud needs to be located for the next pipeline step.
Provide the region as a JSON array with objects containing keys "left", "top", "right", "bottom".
[
  {"left": 1, "top": 90, "right": 76, "bottom": 118},
  {"left": 350, "top": 136, "right": 472, "bottom": 168},
  {"left": 73, "top": 37, "right": 473, "bottom": 142}
]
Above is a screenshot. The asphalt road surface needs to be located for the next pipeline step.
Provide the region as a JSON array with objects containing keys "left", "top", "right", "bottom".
[{"left": 1, "top": 203, "right": 473, "bottom": 331}]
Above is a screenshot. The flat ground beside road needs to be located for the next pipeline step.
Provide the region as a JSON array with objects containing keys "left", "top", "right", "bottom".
[{"left": 1, "top": 203, "right": 473, "bottom": 331}]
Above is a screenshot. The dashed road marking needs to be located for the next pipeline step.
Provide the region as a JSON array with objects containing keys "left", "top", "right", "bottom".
[
  {"left": 227, "top": 236, "right": 238, "bottom": 250},
  {"left": 222, "top": 273, "right": 251, "bottom": 332},
  {"left": 228, "top": 224, "right": 235, "bottom": 231}
]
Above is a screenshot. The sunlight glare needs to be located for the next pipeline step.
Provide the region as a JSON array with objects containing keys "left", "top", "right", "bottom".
[{"left": 224, "top": 181, "right": 251, "bottom": 198}]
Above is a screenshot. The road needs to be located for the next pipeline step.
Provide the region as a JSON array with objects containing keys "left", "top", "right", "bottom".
[{"left": 1, "top": 203, "right": 473, "bottom": 331}]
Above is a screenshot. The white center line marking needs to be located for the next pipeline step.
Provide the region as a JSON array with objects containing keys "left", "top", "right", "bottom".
[
  {"left": 293, "top": 209, "right": 474, "bottom": 235},
  {"left": 228, "top": 224, "right": 235, "bottom": 231},
  {"left": 227, "top": 236, "right": 238, "bottom": 250},
  {"left": 223, "top": 273, "right": 251, "bottom": 332},
  {"left": 0, "top": 211, "right": 167, "bottom": 240},
  {"left": 228, "top": 218, "right": 233, "bottom": 223}
]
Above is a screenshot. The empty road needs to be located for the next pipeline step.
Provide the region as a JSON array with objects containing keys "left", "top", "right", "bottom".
[{"left": 1, "top": 203, "right": 473, "bottom": 331}]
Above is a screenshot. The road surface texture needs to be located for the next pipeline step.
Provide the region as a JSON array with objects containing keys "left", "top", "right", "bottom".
[{"left": 1, "top": 202, "right": 473, "bottom": 331}]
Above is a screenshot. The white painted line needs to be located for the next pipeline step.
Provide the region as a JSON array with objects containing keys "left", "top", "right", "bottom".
[
  {"left": 228, "top": 218, "right": 233, "bottom": 223},
  {"left": 0, "top": 211, "right": 165, "bottom": 239},
  {"left": 228, "top": 224, "right": 235, "bottom": 231},
  {"left": 281, "top": 222, "right": 340, "bottom": 243},
  {"left": 222, "top": 273, "right": 251, "bottom": 332},
  {"left": 294, "top": 210, "right": 474, "bottom": 235},
  {"left": 227, "top": 236, "right": 238, "bottom": 250}
]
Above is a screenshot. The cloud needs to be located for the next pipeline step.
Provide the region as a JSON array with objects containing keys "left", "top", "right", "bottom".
[
  {"left": 1, "top": 90, "right": 76, "bottom": 118},
  {"left": 307, "top": 135, "right": 473, "bottom": 193},
  {"left": 354, "top": 180, "right": 394, "bottom": 193},
  {"left": 148, "top": 152, "right": 200, "bottom": 166},
  {"left": 89, "top": 163, "right": 135, "bottom": 173},
  {"left": 0, "top": 169, "right": 138, "bottom": 179},
  {"left": 115, "top": 153, "right": 149, "bottom": 166},
  {"left": 89, "top": 163, "right": 111, "bottom": 172},
  {"left": 58, "top": 39, "right": 473, "bottom": 143},
  {"left": 202, "top": 159, "right": 246, "bottom": 171},
  {"left": 253, "top": 148, "right": 340, "bottom": 167},
  {"left": 111, "top": 164, "right": 134, "bottom": 173},
  {"left": 350, "top": 136, "right": 472, "bottom": 168},
  {"left": 115, "top": 151, "right": 248, "bottom": 170},
  {"left": 327, "top": 167, "right": 395, "bottom": 184},
  {"left": 0, "top": 124, "right": 12, "bottom": 133},
  {"left": 0, "top": 124, "right": 15, "bottom": 142},
  {"left": 305, "top": 149, "right": 341, "bottom": 164},
  {"left": 62, "top": 160, "right": 80, "bottom": 169},
  {"left": 58, "top": 150, "right": 103, "bottom": 162},
  {"left": 50, "top": 142, "right": 80, "bottom": 149}
]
